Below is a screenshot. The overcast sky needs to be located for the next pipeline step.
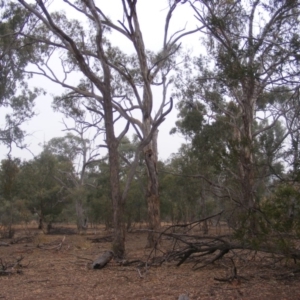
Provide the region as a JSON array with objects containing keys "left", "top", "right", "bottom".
[{"left": 0, "top": 0, "right": 201, "bottom": 162}]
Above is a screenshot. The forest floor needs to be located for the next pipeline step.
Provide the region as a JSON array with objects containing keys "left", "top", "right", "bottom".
[{"left": 0, "top": 223, "right": 300, "bottom": 300}]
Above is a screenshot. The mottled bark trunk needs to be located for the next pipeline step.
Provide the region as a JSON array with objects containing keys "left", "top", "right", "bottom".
[
  {"left": 75, "top": 200, "right": 86, "bottom": 234},
  {"left": 37, "top": 209, "right": 44, "bottom": 230},
  {"left": 240, "top": 144, "right": 257, "bottom": 234},
  {"left": 239, "top": 94, "right": 257, "bottom": 234},
  {"left": 103, "top": 92, "right": 125, "bottom": 258},
  {"left": 144, "top": 130, "right": 160, "bottom": 248},
  {"left": 109, "top": 138, "right": 125, "bottom": 258}
]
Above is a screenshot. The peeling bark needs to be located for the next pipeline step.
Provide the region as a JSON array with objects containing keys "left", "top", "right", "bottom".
[{"left": 144, "top": 144, "right": 160, "bottom": 248}]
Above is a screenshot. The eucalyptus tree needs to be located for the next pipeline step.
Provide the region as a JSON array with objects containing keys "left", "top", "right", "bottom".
[
  {"left": 0, "top": 1, "right": 38, "bottom": 150},
  {"left": 281, "top": 89, "right": 300, "bottom": 179},
  {"left": 17, "top": 150, "right": 73, "bottom": 231},
  {"left": 45, "top": 120, "right": 102, "bottom": 232},
  {"left": 0, "top": 157, "right": 21, "bottom": 237},
  {"left": 17, "top": 0, "right": 198, "bottom": 254},
  {"left": 173, "top": 96, "right": 287, "bottom": 231},
  {"left": 178, "top": 0, "right": 300, "bottom": 233}
]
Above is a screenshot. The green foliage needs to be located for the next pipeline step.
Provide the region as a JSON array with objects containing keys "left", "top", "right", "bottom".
[
  {"left": 86, "top": 161, "right": 112, "bottom": 226},
  {"left": 159, "top": 148, "right": 221, "bottom": 224},
  {"left": 0, "top": 157, "right": 21, "bottom": 237},
  {"left": 45, "top": 133, "right": 89, "bottom": 163},
  {"left": 0, "top": 1, "right": 38, "bottom": 148},
  {"left": 262, "top": 184, "right": 300, "bottom": 234},
  {"left": 17, "top": 151, "right": 73, "bottom": 225}
]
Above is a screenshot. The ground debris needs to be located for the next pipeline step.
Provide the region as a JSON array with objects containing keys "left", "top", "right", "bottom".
[
  {"left": 0, "top": 256, "right": 25, "bottom": 276},
  {"left": 37, "top": 236, "right": 66, "bottom": 251},
  {"left": 275, "top": 268, "right": 300, "bottom": 280},
  {"left": 10, "top": 236, "right": 34, "bottom": 244},
  {"left": 92, "top": 250, "right": 114, "bottom": 269},
  {"left": 87, "top": 235, "right": 113, "bottom": 243},
  {"left": 178, "top": 294, "right": 189, "bottom": 300},
  {"left": 0, "top": 242, "right": 9, "bottom": 247},
  {"left": 1, "top": 224, "right": 300, "bottom": 299}
]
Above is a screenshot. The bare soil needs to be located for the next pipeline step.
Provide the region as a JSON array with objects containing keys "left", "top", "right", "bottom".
[{"left": 0, "top": 224, "right": 300, "bottom": 300}]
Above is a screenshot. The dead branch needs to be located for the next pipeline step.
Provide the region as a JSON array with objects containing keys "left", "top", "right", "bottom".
[
  {"left": 37, "top": 236, "right": 66, "bottom": 251},
  {"left": 0, "top": 242, "right": 9, "bottom": 247},
  {"left": 276, "top": 269, "right": 300, "bottom": 280},
  {"left": 74, "top": 255, "right": 93, "bottom": 262},
  {"left": 10, "top": 236, "right": 34, "bottom": 244},
  {"left": 213, "top": 258, "right": 248, "bottom": 284},
  {"left": 87, "top": 235, "right": 113, "bottom": 243},
  {"left": 0, "top": 256, "right": 25, "bottom": 276},
  {"left": 160, "top": 211, "right": 224, "bottom": 234},
  {"left": 144, "top": 214, "right": 300, "bottom": 270},
  {"left": 118, "top": 259, "right": 145, "bottom": 267}
]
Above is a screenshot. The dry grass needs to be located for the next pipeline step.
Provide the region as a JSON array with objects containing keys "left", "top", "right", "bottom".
[{"left": 0, "top": 224, "right": 299, "bottom": 299}]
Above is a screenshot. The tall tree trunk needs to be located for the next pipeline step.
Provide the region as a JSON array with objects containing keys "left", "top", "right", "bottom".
[
  {"left": 144, "top": 129, "right": 160, "bottom": 248},
  {"left": 75, "top": 199, "right": 86, "bottom": 234},
  {"left": 103, "top": 92, "right": 125, "bottom": 258},
  {"left": 239, "top": 94, "right": 257, "bottom": 234}
]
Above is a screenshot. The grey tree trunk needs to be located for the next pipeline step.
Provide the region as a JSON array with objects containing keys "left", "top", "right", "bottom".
[
  {"left": 144, "top": 129, "right": 160, "bottom": 248},
  {"left": 103, "top": 90, "right": 126, "bottom": 258},
  {"left": 75, "top": 200, "right": 86, "bottom": 234}
]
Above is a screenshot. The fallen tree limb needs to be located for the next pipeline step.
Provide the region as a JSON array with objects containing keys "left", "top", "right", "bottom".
[
  {"left": 37, "top": 236, "right": 66, "bottom": 251},
  {"left": 87, "top": 235, "right": 113, "bottom": 243},
  {"left": 10, "top": 236, "right": 34, "bottom": 244},
  {"left": 144, "top": 215, "right": 300, "bottom": 269}
]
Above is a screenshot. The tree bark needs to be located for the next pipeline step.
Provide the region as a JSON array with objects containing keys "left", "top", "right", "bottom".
[
  {"left": 103, "top": 91, "right": 126, "bottom": 258},
  {"left": 238, "top": 92, "right": 257, "bottom": 234},
  {"left": 144, "top": 131, "right": 160, "bottom": 248},
  {"left": 75, "top": 200, "right": 86, "bottom": 234}
]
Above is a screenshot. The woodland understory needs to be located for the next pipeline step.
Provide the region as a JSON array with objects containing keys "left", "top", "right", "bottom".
[{"left": 1, "top": 223, "right": 300, "bottom": 300}]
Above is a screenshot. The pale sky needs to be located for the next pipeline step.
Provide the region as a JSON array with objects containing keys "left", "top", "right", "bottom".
[{"left": 0, "top": 0, "right": 202, "bottom": 162}]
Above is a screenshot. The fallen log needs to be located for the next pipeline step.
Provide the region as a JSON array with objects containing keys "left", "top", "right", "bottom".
[
  {"left": 92, "top": 251, "right": 114, "bottom": 269},
  {"left": 0, "top": 242, "right": 9, "bottom": 247}
]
